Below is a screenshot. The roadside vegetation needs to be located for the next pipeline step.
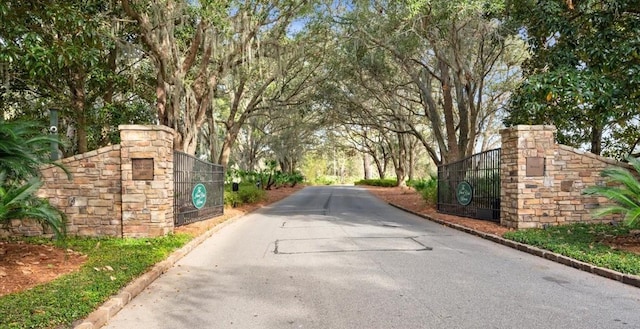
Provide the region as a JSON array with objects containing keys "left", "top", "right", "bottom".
[
  {"left": 224, "top": 183, "right": 266, "bottom": 207},
  {"left": 355, "top": 178, "right": 439, "bottom": 206},
  {"left": 354, "top": 178, "right": 397, "bottom": 187},
  {"left": 504, "top": 157, "right": 640, "bottom": 275},
  {"left": 224, "top": 165, "right": 305, "bottom": 207},
  {"left": 0, "top": 235, "right": 191, "bottom": 329},
  {"left": 0, "top": 121, "right": 68, "bottom": 238},
  {"left": 504, "top": 223, "right": 640, "bottom": 275},
  {"left": 408, "top": 178, "right": 438, "bottom": 206},
  {"left": 583, "top": 157, "right": 640, "bottom": 229}
]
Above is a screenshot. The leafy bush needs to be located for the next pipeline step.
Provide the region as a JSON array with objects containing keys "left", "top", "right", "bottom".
[
  {"left": 409, "top": 178, "right": 438, "bottom": 205},
  {"left": 310, "top": 176, "right": 336, "bottom": 185},
  {"left": 0, "top": 121, "right": 69, "bottom": 238},
  {"left": 354, "top": 178, "right": 397, "bottom": 187},
  {"left": 224, "top": 183, "right": 266, "bottom": 207},
  {"left": 583, "top": 157, "right": 640, "bottom": 228},
  {"left": 226, "top": 166, "right": 305, "bottom": 191},
  {"left": 285, "top": 171, "right": 305, "bottom": 187},
  {"left": 407, "top": 178, "right": 429, "bottom": 191}
]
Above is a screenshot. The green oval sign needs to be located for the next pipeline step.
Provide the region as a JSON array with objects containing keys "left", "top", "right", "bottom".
[
  {"left": 456, "top": 181, "right": 473, "bottom": 206},
  {"left": 192, "top": 183, "right": 207, "bottom": 209}
]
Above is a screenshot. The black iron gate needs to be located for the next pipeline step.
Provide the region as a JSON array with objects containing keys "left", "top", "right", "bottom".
[
  {"left": 437, "top": 149, "right": 500, "bottom": 221},
  {"left": 174, "top": 151, "right": 224, "bottom": 227}
]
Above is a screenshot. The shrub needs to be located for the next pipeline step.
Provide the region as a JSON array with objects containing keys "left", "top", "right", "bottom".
[
  {"left": 408, "top": 178, "right": 438, "bottom": 205},
  {"left": 354, "top": 179, "right": 397, "bottom": 187},
  {"left": 407, "top": 178, "right": 429, "bottom": 191},
  {"left": 583, "top": 157, "right": 640, "bottom": 228},
  {"left": 286, "top": 171, "right": 305, "bottom": 187},
  {"left": 224, "top": 183, "right": 266, "bottom": 207},
  {"left": 0, "top": 121, "right": 69, "bottom": 238},
  {"left": 311, "top": 176, "right": 336, "bottom": 185}
]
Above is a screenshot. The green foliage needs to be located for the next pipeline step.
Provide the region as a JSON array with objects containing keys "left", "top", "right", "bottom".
[
  {"left": 0, "top": 121, "right": 68, "bottom": 238},
  {"left": 0, "top": 1, "right": 156, "bottom": 154},
  {"left": 504, "top": 0, "right": 640, "bottom": 157},
  {"left": 583, "top": 158, "right": 640, "bottom": 228},
  {"left": 0, "top": 121, "right": 64, "bottom": 181},
  {"left": 504, "top": 223, "right": 640, "bottom": 275},
  {"left": 0, "top": 235, "right": 190, "bottom": 329},
  {"left": 285, "top": 171, "right": 305, "bottom": 187},
  {"left": 408, "top": 178, "right": 438, "bottom": 205},
  {"left": 354, "top": 179, "right": 398, "bottom": 187},
  {"left": 0, "top": 174, "right": 66, "bottom": 238},
  {"left": 310, "top": 176, "right": 337, "bottom": 186},
  {"left": 227, "top": 164, "right": 305, "bottom": 192},
  {"left": 224, "top": 183, "right": 266, "bottom": 207}
]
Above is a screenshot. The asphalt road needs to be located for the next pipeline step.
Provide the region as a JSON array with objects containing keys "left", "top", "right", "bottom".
[{"left": 103, "top": 186, "right": 640, "bottom": 329}]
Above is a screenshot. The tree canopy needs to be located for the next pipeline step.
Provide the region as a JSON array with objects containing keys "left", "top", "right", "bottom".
[
  {"left": 1, "top": 0, "right": 637, "bottom": 182},
  {"left": 504, "top": 0, "right": 640, "bottom": 158}
]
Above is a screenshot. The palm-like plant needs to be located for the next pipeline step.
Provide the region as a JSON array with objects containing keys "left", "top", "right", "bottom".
[
  {"left": 0, "top": 120, "right": 68, "bottom": 237},
  {"left": 583, "top": 157, "right": 640, "bottom": 228},
  {"left": 0, "top": 172, "right": 66, "bottom": 237}
]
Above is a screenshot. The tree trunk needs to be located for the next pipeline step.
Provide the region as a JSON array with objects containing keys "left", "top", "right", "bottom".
[
  {"left": 207, "top": 115, "right": 218, "bottom": 163},
  {"left": 439, "top": 60, "right": 460, "bottom": 163},
  {"left": 590, "top": 123, "right": 603, "bottom": 155},
  {"left": 363, "top": 153, "right": 372, "bottom": 180},
  {"left": 408, "top": 143, "right": 415, "bottom": 181},
  {"left": 69, "top": 73, "right": 88, "bottom": 154},
  {"left": 395, "top": 166, "right": 407, "bottom": 187},
  {"left": 372, "top": 154, "right": 385, "bottom": 179},
  {"left": 218, "top": 124, "right": 241, "bottom": 168}
]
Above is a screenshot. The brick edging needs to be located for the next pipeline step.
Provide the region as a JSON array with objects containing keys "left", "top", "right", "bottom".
[
  {"left": 389, "top": 203, "right": 640, "bottom": 289},
  {"left": 73, "top": 215, "right": 243, "bottom": 329}
]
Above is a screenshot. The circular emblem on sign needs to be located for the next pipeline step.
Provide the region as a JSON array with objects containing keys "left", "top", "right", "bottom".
[
  {"left": 192, "top": 183, "right": 207, "bottom": 209},
  {"left": 456, "top": 181, "right": 473, "bottom": 206}
]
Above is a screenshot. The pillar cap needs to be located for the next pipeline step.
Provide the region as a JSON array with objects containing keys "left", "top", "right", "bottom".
[{"left": 118, "top": 125, "right": 175, "bottom": 134}]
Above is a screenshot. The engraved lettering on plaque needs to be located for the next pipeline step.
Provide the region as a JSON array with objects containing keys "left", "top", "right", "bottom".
[
  {"left": 526, "top": 157, "right": 545, "bottom": 177},
  {"left": 132, "top": 158, "right": 154, "bottom": 180}
]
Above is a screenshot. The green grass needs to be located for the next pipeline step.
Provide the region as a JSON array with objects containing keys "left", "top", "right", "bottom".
[
  {"left": 0, "top": 234, "right": 191, "bottom": 329},
  {"left": 504, "top": 223, "right": 640, "bottom": 275}
]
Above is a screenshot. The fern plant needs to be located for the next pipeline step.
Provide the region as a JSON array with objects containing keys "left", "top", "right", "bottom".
[
  {"left": 583, "top": 157, "right": 640, "bottom": 228},
  {"left": 0, "top": 120, "right": 68, "bottom": 237}
]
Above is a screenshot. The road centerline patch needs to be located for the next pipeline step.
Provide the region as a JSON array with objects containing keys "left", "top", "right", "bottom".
[{"left": 273, "top": 237, "right": 432, "bottom": 254}]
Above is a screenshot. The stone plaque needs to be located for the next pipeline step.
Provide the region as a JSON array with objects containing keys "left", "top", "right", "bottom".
[
  {"left": 526, "top": 157, "right": 545, "bottom": 177},
  {"left": 132, "top": 158, "right": 154, "bottom": 180}
]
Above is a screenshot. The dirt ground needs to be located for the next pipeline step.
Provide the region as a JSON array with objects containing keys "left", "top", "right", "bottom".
[
  {"left": 364, "top": 186, "right": 513, "bottom": 236},
  {"left": 1, "top": 184, "right": 638, "bottom": 297}
]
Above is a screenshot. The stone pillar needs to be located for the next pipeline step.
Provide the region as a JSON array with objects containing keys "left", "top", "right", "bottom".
[
  {"left": 500, "top": 125, "right": 557, "bottom": 229},
  {"left": 119, "top": 125, "right": 175, "bottom": 237}
]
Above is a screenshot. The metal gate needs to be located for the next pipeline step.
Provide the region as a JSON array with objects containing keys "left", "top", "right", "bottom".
[
  {"left": 174, "top": 151, "right": 224, "bottom": 226},
  {"left": 437, "top": 149, "right": 500, "bottom": 221}
]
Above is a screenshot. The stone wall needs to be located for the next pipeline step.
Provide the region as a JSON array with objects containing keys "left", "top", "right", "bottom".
[
  {"left": 120, "top": 125, "right": 174, "bottom": 238},
  {"left": 4, "top": 146, "right": 122, "bottom": 237},
  {"left": 500, "top": 125, "right": 626, "bottom": 229},
  {"left": 1, "top": 125, "right": 176, "bottom": 238}
]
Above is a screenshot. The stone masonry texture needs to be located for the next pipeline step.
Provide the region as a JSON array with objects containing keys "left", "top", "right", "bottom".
[
  {"left": 1, "top": 146, "right": 124, "bottom": 237},
  {"left": 120, "top": 125, "right": 175, "bottom": 238},
  {"left": 2, "top": 125, "right": 175, "bottom": 238},
  {"left": 500, "top": 125, "right": 627, "bottom": 229}
]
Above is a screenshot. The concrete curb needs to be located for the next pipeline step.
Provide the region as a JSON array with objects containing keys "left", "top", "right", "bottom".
[
  {"left": 389, "top": 203, "right": 640, "bottom": 290},
  {"left": 73, "top": 214, "right": 244, "bottom": 329}
]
